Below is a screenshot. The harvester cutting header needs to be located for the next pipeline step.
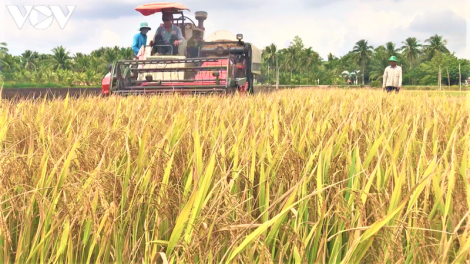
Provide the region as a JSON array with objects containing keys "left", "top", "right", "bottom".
[{"left": 101, "top": 2, "right": 262, "bottom": 95}]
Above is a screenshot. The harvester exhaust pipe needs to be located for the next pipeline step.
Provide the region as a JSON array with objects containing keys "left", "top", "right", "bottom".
[{"left": 195, "top": 11, "right": 207, "bottom": 29}]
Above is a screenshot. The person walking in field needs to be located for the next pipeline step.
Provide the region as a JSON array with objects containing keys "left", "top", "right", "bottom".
[{"left": 382, "top": 56, "right": 402, "bottom": 93}]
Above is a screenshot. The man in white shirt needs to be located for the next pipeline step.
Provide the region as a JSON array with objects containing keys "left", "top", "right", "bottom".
[{"left": 382, "top": 56, "right": 402, "bottom": 93}]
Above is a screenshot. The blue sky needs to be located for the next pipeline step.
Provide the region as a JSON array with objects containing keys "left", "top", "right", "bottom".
[{"left": 1, "top": 0, "right": 468, "bottom": 60}]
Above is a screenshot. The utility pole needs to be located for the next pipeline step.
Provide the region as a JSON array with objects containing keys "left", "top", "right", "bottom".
[
  {"left": 438, "top": 65, "right": 441, "bottom": 90},
  {"left": 276, "top": 67, "right": 279, "bottom": 90},
  {"left": 267, "top": 65, "right": 270, "bottom": 84},
  {"left": 446, "top": 67, "right": 450, "bottom": 89},
  {"left": 459, "top": 63, "right": 462, "bottom": 92}
]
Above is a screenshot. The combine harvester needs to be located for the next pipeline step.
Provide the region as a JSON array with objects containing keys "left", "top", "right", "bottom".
[{"left": 101, "top": 2, "right": 261, "bottom": 96}]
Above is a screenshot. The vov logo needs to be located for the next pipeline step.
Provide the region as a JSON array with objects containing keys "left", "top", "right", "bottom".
[{"left": 7, "top": 5, "right": 76, "bottom": 30}]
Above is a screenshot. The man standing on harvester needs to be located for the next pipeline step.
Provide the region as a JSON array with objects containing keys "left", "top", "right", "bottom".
[
  {"left": 382, "top": 56, "right": 402, "bottom": 93},
  {"left": 150, "top": 13, "right": 185, "bottom": 55},
  {"left": 132, "top": 22, "right": 152, "bottom": 57}
]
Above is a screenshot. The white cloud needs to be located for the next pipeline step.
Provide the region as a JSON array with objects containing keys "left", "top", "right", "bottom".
[
  {"left": 0, "top": 0, "right": 467, "bottom": 60},
  {"left": 100, "top": 29, "right": 121, "bottom": 47}
]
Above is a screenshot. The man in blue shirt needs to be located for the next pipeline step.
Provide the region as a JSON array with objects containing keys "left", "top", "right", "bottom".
[
  {"left": 132, "top": 22, "right": 151, "bottom": 57},
  {"left": 149, "top": 13, "right": 184, "bottom": 55}
]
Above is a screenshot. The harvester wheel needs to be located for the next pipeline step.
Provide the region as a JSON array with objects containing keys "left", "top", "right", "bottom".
[
  {"left": 238, "top": 82, "right": 248, "bottom": 96},
  {"left": 245, "top": 44, "right": 254, "bottom": 95},
  {"left": 247, "top": 73, "right": 254, "bottom": 95}
]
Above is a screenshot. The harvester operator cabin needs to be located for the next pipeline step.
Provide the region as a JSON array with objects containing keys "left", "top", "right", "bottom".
[{"left": 1, "top": 1, "right": 469, "bottom": 263}]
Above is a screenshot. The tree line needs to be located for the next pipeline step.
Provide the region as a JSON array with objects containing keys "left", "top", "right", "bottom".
[
  {"left": 261, "top": 34, "right": 470, "bottom": 87},
  {"left": 0, "top": 34, "right": 469, "bottom": 87},
  {"left": 0, "top": 44, "right": 134, "bottom": 87}
]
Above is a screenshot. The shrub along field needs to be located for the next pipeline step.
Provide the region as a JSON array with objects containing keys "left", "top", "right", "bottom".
[{"left": 1, "top": 89, "right": 470, "bottom": 263}]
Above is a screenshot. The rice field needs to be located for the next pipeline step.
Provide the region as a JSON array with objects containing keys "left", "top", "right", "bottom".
[
  {"left": 1, "top": 88, "right": 470, "bottom": 263},
  {"left": 406, "top": 90, "right": 470, "bottom": 98}
]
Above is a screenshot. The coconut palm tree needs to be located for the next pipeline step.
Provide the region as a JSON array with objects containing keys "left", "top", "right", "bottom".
[
  {"left": 91, "top": 47, "right": 107, "bottom": 58},
  {"left": 309, "top": 49, "right": 324, "bottom": 83},
  {"left": 85, "top": 69, "right": 97, "bottom": 86},
  {"left": 0, "top": 42, "right": 8, "bottom": 73},
  {"left": 385, "top": 42, "right": 400, "bottom": 57},
  {"left": 352, "top": 39, "right": 374, "bottom": 85},
  {"left": 43, "top": 69, "right": 57, "bottom": 83},
  {"left": 87, "top": 55, "right": 107, "bottom": 74},
  {"left": 103, "top": 48, "right": 119, "bottom": 65},
  {"left": 50, "top": 46, "right": 72, "bottom": 70},
  {"left": 303, "top": 48, "right": 321, "bottom": 80},
  {"left": 276, "top": 49, "right": 292, "bottom": 83},
  {"left": 284, "top": 46, "right": 298, "bottom": 80},
  {"left": 21, "top": 50, "right": 39, "bottom": 71},
  {"left": 400, "top": 37, "right": 422, "bottom": 69},
  {"left": 119, "top": 47, "right": 134, "bottom": 60},
  {"left": 424, "top": 34, "right": 450, "bottom": 60},
  {"left": 327, "top": 53, "right": 335, "bottom": 62},
  {"left": 31, "top": 69, "right": 45, "bottom": 84},
  {"left": 73, "top": 53, "right": 90, "bottom": 72},
  {"left": 0, "top": 53, "right": 21, "bottom": 73},
  {"left": 263, "top": 44, "right": 278, "bottom": 84},
  {"left": 369, "top": 46, "right": 390, "bottom": 82},
  {"left": 323, "top": 53, "right": 339, "bottom": 71},
  {"left": 0, "top": 42, "right": 8, "bottom": 55}
]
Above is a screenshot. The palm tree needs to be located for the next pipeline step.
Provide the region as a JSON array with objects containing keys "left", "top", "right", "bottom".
[
  {"left": 0, "top": 53, "right": 21, "bottom": 75},
  {"left": 297, "top": 48, "right": 307, "bottom": 75},
  {"left": 323, "top": 53, "right": 339, "bottom": 71},
  {"left": 424, "top": 34, "right": 450, "bottom": 60},
  {"left": 87, "top": 55, "right": 107, "bottom": 74},
  {"left": 385, "top": 42, "right": 400, "bottom": 57},
  {"left": 303, "top": 48, "right": 321, "bottom": 83},
  {"left": 56, "top": 69, "right": 69, "bottom": 84},
  {"left": 50, "top": 46, "right": 72, "bottom": 70},
  {"left": 327, "top": 53, "right": 335, "bottom": 62},
  {"left": 85, "top": 69, "right": 97, "bottom": 86},
  {"left": 352, "top": 39, "right": 374, "bottom": 85},
  {"left": 0, "top": 42, "right": 8, "bottom": 73},
  {"left": 31, "top": 69, "right": 45, "bottom": 84},
  {"left": 400, "top": 37, "right": 422, "bottom": 70},
  {"left": 369, "top": 46, "right": 390, "bottom": 82},
  {"left": 73, "top": 53, "right": 90, "bottom": 72},
  {"left": 284, "top": 46, "right": 298, "bottom": 80},
  {"left": 119, "top": 47, "right": 134, "bottom": 60},
  {"left": 21, "top": 50, "right": 39, "bottom": 71},
  {"left": 103, "top": 48, "right": 119, "bottom": 65},
  {"left": 0, "top": 42, "right": 8, "bottom": 56},
  {"left": 263, "top": 43, "right": 278, "bottom": 84},
  {"left": 43, "top": 69, "right": 57, "bottom": 83},
  {"left": 91, "top": 47, "right": 107, "bottom": 58},
  {"left": 38, "top": 54, "right": 50, "bottom": 61}
]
